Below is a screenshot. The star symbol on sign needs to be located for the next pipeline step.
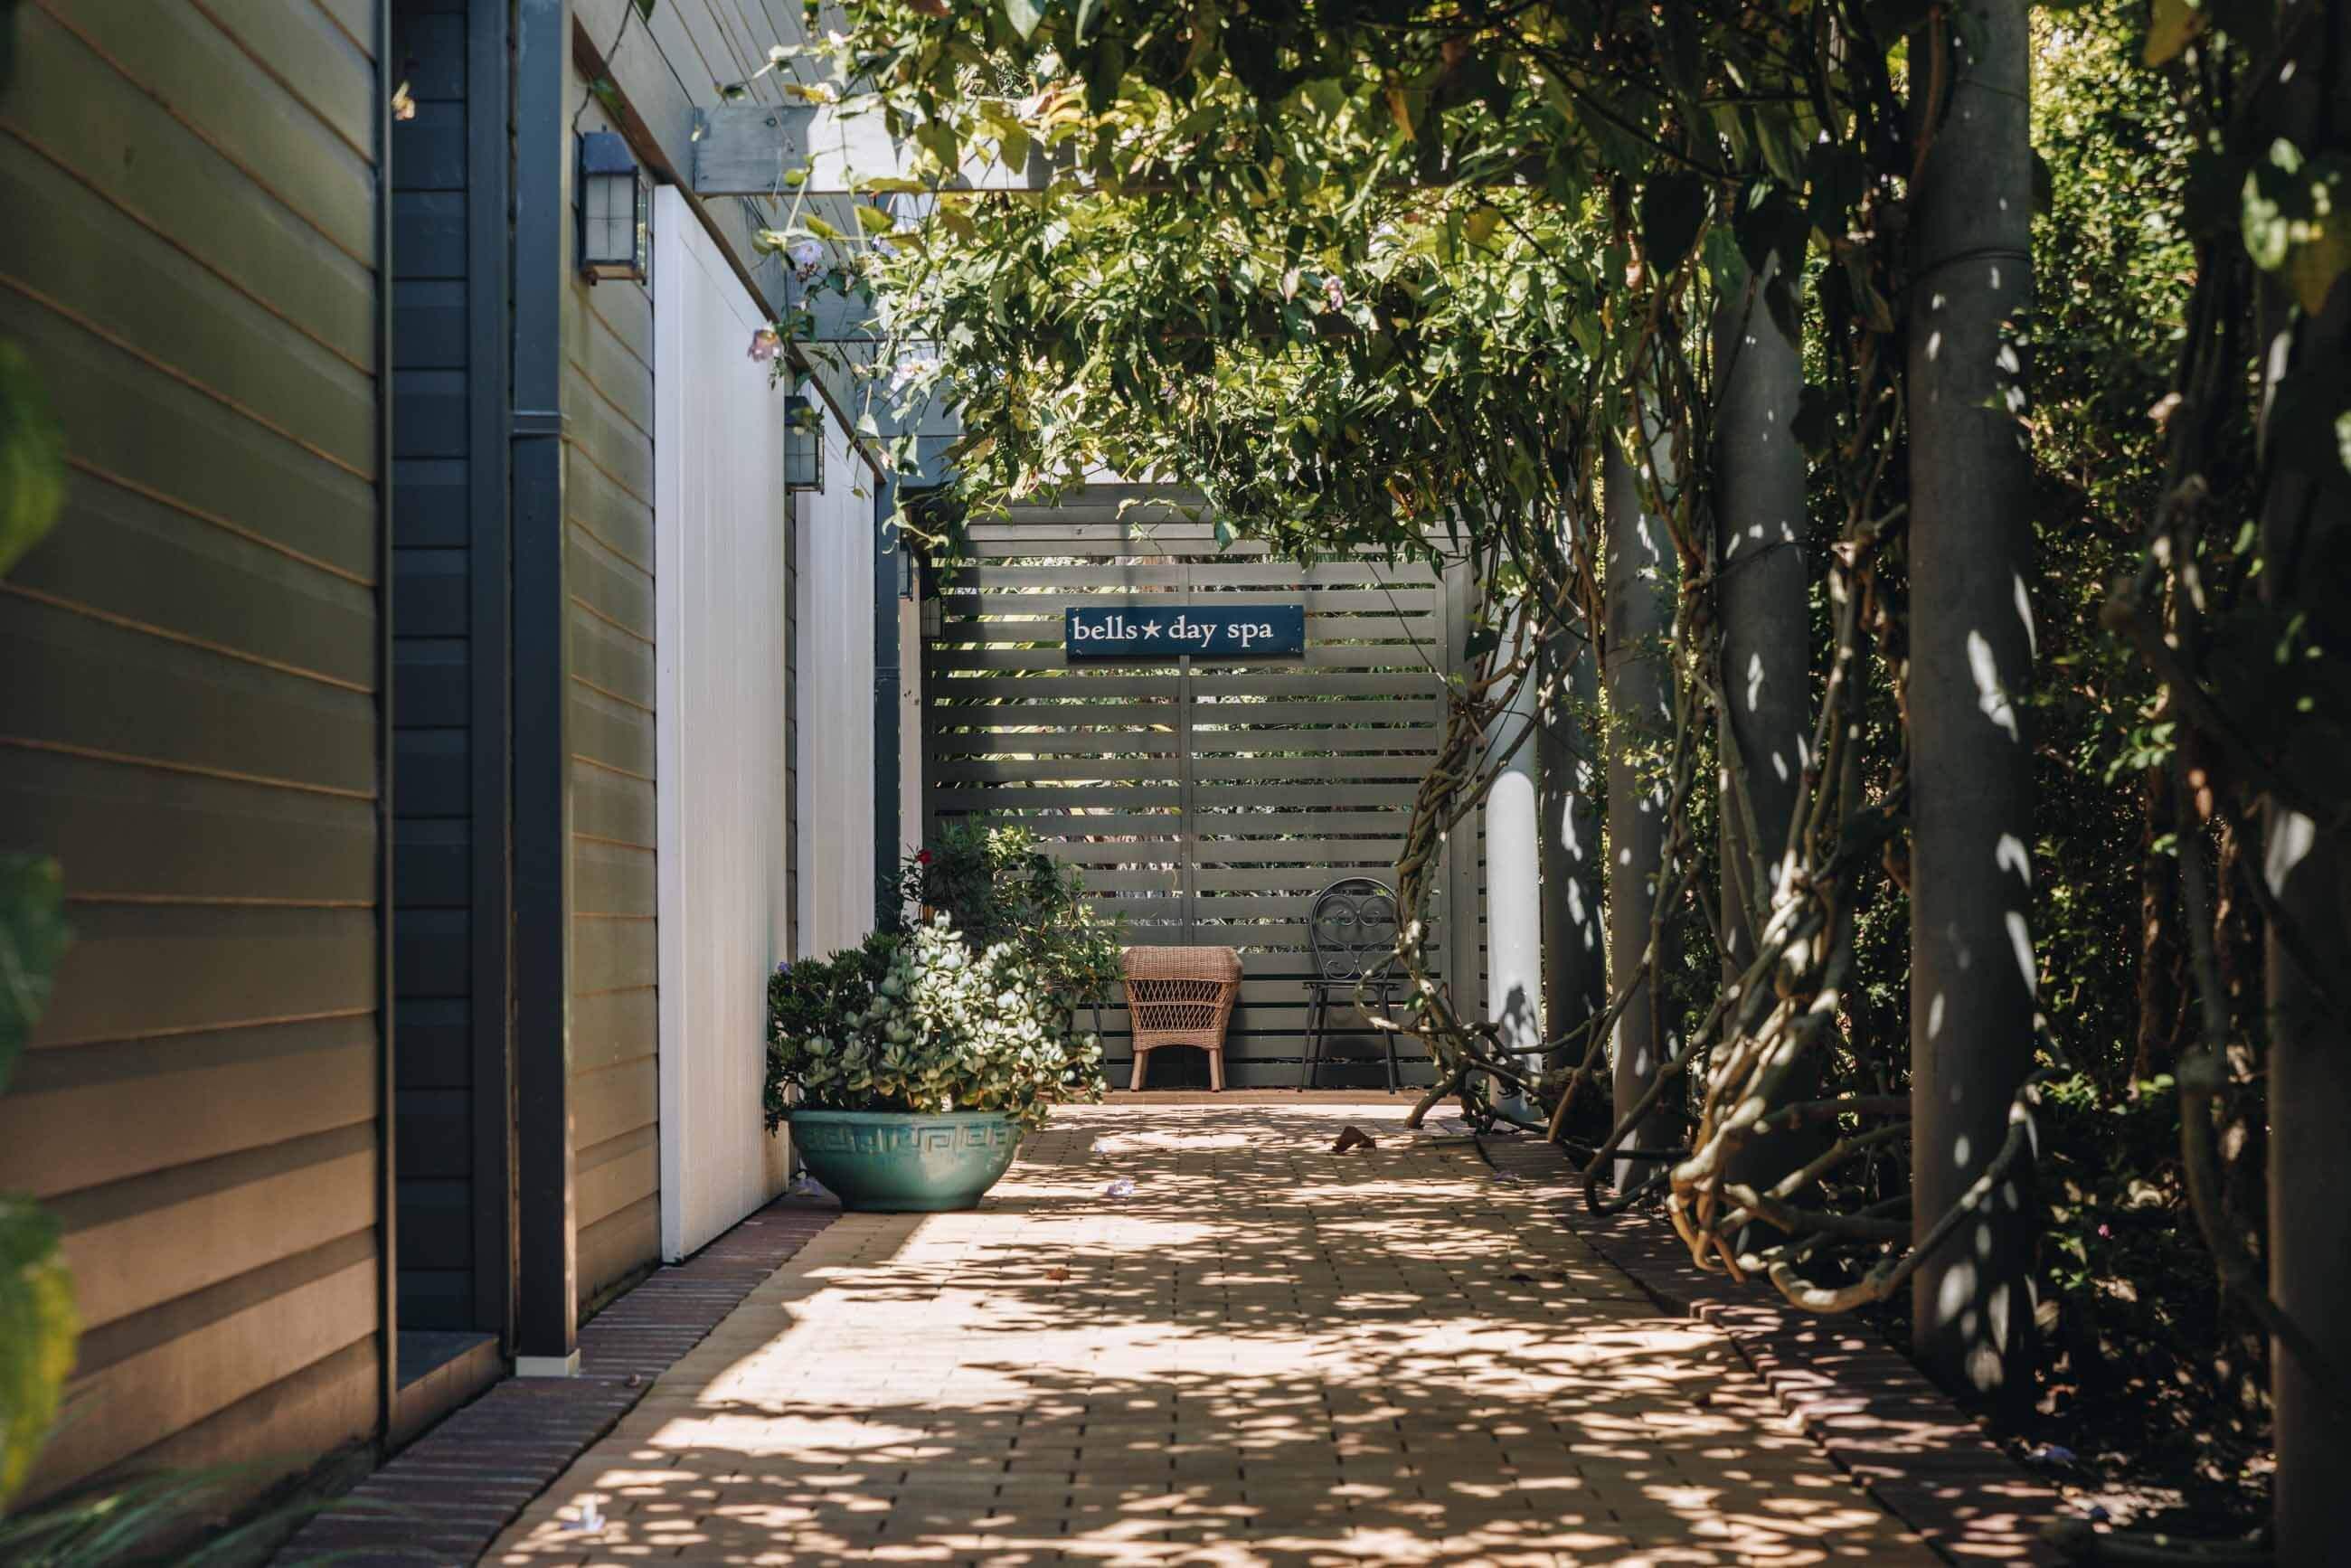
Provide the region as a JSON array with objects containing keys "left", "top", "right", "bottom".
[{"left": 1142, "top": 622, "right": 1162, "bottom": 638}]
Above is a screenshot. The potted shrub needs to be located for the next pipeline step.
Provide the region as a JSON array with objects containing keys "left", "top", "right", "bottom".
[
  {"left": 895, "top": 823, "right": 1124, "bottom": 1029},
  {"left": 767, "top": 916, "right": 1105, "bottom": 1212}
]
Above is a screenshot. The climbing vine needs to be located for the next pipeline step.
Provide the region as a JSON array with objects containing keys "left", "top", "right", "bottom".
[{"left": 799, "top": 0, "right": 2351, "bottom": 1548}]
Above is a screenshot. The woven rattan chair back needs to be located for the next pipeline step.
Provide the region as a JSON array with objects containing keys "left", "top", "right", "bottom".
[{"left": 1308, "top": 877, "right": 1399, "bottom": 984}]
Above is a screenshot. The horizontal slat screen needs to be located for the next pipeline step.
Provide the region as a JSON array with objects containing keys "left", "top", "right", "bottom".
[{"left": 924, "top": 495, "right": 1466, "bottom": 1089}]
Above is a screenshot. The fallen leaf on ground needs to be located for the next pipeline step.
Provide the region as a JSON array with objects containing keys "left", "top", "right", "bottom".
[{"left": 1332, "top": 1126, "right": 1377, "bottom": 1154}]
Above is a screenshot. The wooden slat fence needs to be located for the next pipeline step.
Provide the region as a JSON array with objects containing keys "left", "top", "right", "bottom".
[{"left": 924, "top": 496, "right": 1478, "bottom": 1089}]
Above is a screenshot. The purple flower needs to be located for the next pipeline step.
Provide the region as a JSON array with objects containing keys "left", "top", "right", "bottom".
[{"left": 747, "top": 326, "right": 783, "bottom": 363}]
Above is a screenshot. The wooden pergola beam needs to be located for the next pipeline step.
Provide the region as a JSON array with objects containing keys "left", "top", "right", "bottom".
[{"left": 692, "top": 102, "right": 1045, "bottom": 198}]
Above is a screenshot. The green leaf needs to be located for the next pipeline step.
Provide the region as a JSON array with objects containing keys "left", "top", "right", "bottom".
[
  {"left": 2145, "top": 0, "right": 2202, "bottom": 64},
  {"left": 2242, "top": 143, "right": 2351, "bottom": 311},
  {"left": 855, "top": 203, "right": 898, "bottom": 233},
  {"left": 2287, "top": 219, "right": 2351, "bottom": 314},
  {"left": 0, "top": 853, "right": 67, "bottom": 1097},
  {"left": 1085, "top": 35, "right": 1128, "bottom": 114},
  {"left": 0, "top": 340, "right": 65, "bottom": 579},
  {"left": 1640, "top": 173, "right": 1706, "bottom": 272},
  {"left": 0, "top": 1195, "right": 78, "bottom": 1510},
  {"left": 1003, "top": 0, "right": 1043, "bottom": 43}
]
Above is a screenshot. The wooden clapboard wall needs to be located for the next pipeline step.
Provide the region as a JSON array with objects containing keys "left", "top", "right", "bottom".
[
  {"left": 0, "top": 0, "right": 386, "bottom": 1497},
  {"left": 563, "top": 55, "right": 663, "bottom": 1315},
  {"left": 561, "top": 0, "right": 849, "bottom": 1313},
  {"left": 924, "top": 490, "right": 1467, "bottom": 1089}
]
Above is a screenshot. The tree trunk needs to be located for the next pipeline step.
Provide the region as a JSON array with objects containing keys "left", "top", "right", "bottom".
[
  {"left": 2131, "top": 762, "right": 2180, "bottom": 1091},
  {"left": 2255, "top": 14, "right": 2351, "bottom": 1554},
  {"left": 1904, "top": 0, "right": 2039, "bottom": 1403},
  {"left": 1539, "top": 613, "right": 1605, "bottom": 1067},
  {"left": 1712, "top": 254, "right": 1821, "bottom": 1191},
  {"left": 1487, "top": 596, "right": 1544, "bottom": 1120},
  {"left": 2262, "top": 738, "right": 2351, "bottom": 1568},
  {"left": 1603, "top": 437, "right": 1678, "bottom": 1189}
]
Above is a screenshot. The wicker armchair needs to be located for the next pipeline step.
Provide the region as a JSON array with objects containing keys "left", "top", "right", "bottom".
[{"left": 1120, "top": 945, "right": 1242, "bottom": 1091}]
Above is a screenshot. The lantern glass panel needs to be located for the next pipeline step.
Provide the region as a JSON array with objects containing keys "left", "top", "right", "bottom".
[
  {"left": 579, "top": 133, "right": 648, "bottom": 281},
  {"left": 630, "top": 171, "right": 650, "bottom": 279},
  {"left": 784, "top": 395, "right": 824, "bottom": 492}
]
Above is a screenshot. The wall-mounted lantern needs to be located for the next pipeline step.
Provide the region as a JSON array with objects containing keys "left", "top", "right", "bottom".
[
  {"left": 784, "top": 393, "right": 825, "bottom": 493},
  {"left": 578, "top": 131, "right": 649, "bottom": 284},
  {"left": 919, "top": 554, "right": 943, "bottom": 641}
]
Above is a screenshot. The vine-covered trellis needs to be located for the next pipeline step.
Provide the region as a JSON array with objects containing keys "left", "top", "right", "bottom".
[{"left": 751, "top": 0, "right": 2351, "bottom": 1554}]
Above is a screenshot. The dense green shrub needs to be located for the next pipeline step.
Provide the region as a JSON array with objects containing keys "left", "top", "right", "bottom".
[
  {"left": 893, "top": 823, "right": 1123, "bottom": 1017},
  {"left": 767, "top": 917, "right": 1105, "bottom": 1131}
]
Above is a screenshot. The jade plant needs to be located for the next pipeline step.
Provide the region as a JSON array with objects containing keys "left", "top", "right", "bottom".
[
  {"left": 766, "top": 916, "right": 1104, "bottom": 1132},
  {"left": 892, "top": 823, "right": 1123, "bottom": 1025}
]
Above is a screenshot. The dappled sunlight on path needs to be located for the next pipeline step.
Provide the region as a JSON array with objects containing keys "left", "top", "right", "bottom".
[{"left": 486, "top": 1104, "right": 1927, "bottom": 1565}]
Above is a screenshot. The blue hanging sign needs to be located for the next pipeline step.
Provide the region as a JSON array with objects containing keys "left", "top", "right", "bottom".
[{"left": 1065, "top": 604, "right": 1306, "bottom": 659}]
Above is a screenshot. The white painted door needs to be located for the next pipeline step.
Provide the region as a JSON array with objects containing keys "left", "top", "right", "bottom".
[{"left": 652, "top": 188, "right": 793, "bottom": 1261}]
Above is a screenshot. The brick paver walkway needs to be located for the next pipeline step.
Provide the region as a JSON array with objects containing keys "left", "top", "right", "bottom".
[
  {"left": 486, "top": 1103, "right": 1929, "bottom": 1565},
  {"left": 282, "top": 1202, "right": 838, "bottom": 1565}
]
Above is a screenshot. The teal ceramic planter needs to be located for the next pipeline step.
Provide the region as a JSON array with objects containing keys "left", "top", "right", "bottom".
[{"left": 788, "top": 1109, "right": 1022, "bottom": 1213}]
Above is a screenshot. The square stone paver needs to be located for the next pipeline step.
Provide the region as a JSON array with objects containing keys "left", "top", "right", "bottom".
[{"left": 485, "top": 1103, "right": 1931, "bottom": 1566}]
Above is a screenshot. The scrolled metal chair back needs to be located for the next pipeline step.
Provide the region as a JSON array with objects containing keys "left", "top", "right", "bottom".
[{"left": 1308, "top": 877, "right": 1399, "bottom": 983}]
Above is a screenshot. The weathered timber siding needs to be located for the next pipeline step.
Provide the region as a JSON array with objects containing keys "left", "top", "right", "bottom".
[
  {"left": 562, "top": 0, "right": 845, "bottom": 1310},
  {"left": 923, "top": 496, "right": 1458, "bottom": 1089},
  {"left": 0, "top": 0, "right": 385, "bottom": 1495},
  {"left": 390, "top": 0, "right": 478, "bottom": 1334},
  {"left": 565, "top": 57, "right": 661, "bottom": 1312}
]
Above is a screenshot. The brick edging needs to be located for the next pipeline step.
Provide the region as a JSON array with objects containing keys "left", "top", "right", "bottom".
[
  {"left": 1478, "top": 1136, "right": 2069, "bottom": 1566},
  {"left": 278, "top": 1199, "right": 837, "bottom": 1567}
]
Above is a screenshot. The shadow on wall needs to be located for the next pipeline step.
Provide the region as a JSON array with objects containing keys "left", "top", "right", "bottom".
[{"left": 486, "top": 1107, "right": 1941, "bottom": 1564}]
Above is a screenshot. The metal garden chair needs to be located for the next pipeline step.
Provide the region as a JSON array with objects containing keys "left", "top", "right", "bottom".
[{"left": 1299, "top": 876, "right": 1405, "bottom": 1091}]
